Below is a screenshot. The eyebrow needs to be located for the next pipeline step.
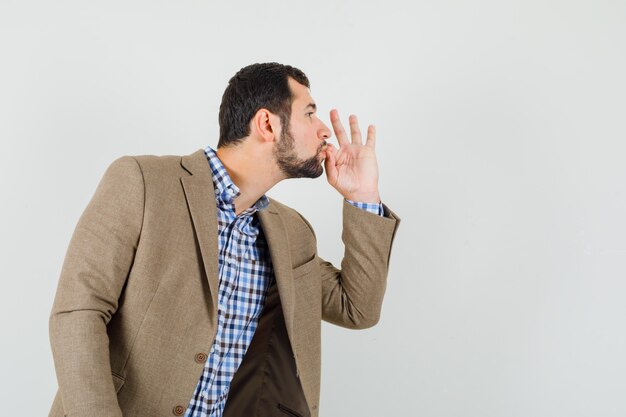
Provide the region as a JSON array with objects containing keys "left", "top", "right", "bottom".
[{"left": 304, "top": 103, "right": 317, "bottom": 111}]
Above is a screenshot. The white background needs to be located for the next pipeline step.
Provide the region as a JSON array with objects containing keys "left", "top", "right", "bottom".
[{"left": 1, "top": 0, "right": 625, "bottom": 415}]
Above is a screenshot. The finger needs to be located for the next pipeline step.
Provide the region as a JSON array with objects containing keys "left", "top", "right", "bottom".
[
  {"left": 324, "top": 144, "right": 338, "bottom": 185},
  {"left": 330, "top": 109, "right": 349, "bottom": 147},
  {"left": 349, "top": 114, "right": 362, "bottom": 145},
  {"left": 365, "top": 124, "right": 376, "bottom": 148}
]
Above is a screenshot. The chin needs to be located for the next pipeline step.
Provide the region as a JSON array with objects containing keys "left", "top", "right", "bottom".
[{"left": 310, "top": 169, "right": 324, "bottom": 179}]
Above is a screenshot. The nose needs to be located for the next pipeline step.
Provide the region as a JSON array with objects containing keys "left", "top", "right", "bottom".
[{"left": 319, "top": 121, "right": 332, "bottom": 141}]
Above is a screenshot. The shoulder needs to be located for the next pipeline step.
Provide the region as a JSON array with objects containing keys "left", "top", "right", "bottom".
[
  {"left": 102, "top": 152, "right": 187, "bottom": 181},
  {"left": 131, "top": 153, "right": 188, "bottom": 179},
  {"left": 112, "top": 152, "right": 197, "bottom": 195},
  {"left": 101, "top": 152, "right": 195, "bottom": 205}
]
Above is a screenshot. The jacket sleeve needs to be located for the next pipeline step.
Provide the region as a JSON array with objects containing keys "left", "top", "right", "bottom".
[
  {"left": 49, "top": 156, "right": 144, "bottom": 417},
  {"left": 302, "top": 199, "right": 401, "bottom": 330}
]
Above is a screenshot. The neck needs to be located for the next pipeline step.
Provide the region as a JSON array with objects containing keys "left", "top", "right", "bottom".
[{"left": 216, "top": 142, "right": 284, "bottom": 216}]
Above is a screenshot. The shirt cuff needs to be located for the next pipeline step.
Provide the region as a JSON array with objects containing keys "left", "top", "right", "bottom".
[{"left": 344, "top": 198, "right": 384, "bottom": 217}]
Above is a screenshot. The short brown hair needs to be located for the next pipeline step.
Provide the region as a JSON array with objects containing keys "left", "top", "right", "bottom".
[{"left": 217, "top": 62, "right": 310, "bottom": 148}]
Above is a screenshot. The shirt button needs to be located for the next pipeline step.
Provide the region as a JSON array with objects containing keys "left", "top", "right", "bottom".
[
  {"left": 172, "top": 405, "right": 185, "bottom": 415},
  {"left": 195, "top": 352, "right": 207, "bottom": 363}
]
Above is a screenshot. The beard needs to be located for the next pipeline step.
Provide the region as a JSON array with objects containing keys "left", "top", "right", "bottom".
[{"left": 273, "top": 121, "right": 325, "bottom": 179}]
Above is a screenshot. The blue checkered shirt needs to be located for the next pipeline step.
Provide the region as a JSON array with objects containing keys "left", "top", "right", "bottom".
[{"left": 184, "top": 145, "right": 384, "bottom": 417}]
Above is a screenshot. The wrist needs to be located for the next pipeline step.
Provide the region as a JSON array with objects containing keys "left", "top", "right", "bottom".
[{"left": 343, "top": 191, "right": 381, "bottom": 204}]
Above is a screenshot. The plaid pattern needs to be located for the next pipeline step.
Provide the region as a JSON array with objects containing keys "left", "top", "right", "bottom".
[
  {"left": 345, "top": 198, "right": 384, "bottom": 216},
  {"left": 184, "top": 145, "right": 384, "bottom": 417}
]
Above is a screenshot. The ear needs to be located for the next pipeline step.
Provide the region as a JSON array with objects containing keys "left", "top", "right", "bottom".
[{"left": 252, "top": 109, "right": 280, "bottom": 143}]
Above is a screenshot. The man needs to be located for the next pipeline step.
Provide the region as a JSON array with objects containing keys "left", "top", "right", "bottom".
[{"left": 48, "top": 62, "right": 400, "bottom": 417}]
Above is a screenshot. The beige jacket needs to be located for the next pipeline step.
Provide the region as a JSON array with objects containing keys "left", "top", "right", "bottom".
[{"left": 48, "top": 148, "right": 400, "bottom": 417}]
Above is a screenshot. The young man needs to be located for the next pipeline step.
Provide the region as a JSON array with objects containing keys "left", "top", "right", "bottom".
[{"left": 48, "top": 63, "right": 400, "bottom": 417}]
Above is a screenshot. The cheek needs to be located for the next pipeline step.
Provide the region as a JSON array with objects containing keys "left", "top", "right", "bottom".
[
  {"left": 289, "top": 122, "right": 307, "bottom": 139},
  {"left": 289, "top": 125, "right": 312, "bottom": 147}
]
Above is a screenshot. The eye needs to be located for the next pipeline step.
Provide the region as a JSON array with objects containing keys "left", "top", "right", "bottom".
[{"left": 306, "top": 112, "right": 315, "bottom": 118}]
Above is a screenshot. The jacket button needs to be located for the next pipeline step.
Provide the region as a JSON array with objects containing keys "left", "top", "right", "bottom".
[
  {"left": 173, "top": 405, "right": 185, "bottom": 415},
  {"left": 195, "top": 352, "right": 207, "bottom": 363}
]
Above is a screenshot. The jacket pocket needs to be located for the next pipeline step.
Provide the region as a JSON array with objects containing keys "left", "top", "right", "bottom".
[
  {"left": 111, "top": 371, "right": 126, "bottom": 393},
  {"left": 277, "top": 402, "right": 304, "bottom": 417},
  {"left": 291, "top": 255, "right": 317, "bottom": 280}
]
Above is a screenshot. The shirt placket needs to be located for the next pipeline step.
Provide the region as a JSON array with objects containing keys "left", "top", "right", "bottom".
[
  {"left": 200, "top": 205, "right": 235, "bottom": 397},
  {"left": 202, "top": 212, "right": 250, "bottom": 403}
]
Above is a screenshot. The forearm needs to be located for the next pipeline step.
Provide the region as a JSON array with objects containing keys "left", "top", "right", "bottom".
[
  {"left": 50, "top": 311, "right": 123, "bottom": 416},
  {"left": 320, "top": 199, "right": 400, "bottom": 329}
]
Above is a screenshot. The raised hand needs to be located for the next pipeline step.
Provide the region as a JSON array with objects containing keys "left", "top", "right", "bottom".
[{"left": 324, "top": 109, "right": 381, "bottom": 203}]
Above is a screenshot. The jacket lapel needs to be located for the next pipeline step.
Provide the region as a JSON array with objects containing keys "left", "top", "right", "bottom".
[
  {"left": 180, "top": 149, "right": 220, "bottom": 320},
  {"left": 257, "top": 208, "right": 296, "bottom": 347}
]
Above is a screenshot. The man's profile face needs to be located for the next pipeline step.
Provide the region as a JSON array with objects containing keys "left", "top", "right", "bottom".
[{"left": 273, "top": 78, "right": 332, "bottom": 179}]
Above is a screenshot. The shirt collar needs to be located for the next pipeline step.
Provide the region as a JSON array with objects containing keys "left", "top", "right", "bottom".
[{"left": 203, "top": 145, "right": 270, "bottom": 214}]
